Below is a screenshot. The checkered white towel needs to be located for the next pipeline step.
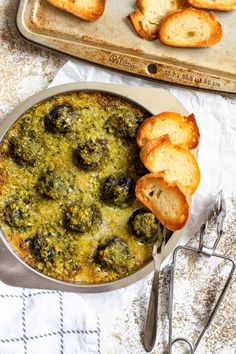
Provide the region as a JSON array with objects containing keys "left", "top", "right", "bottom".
[{"left": 0, "top": 282, "right": 101, "bottom": 354}]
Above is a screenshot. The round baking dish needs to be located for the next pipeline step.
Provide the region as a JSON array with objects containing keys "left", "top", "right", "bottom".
[{"left": 0, "top": 82, "right": 191, "bottom": 293}]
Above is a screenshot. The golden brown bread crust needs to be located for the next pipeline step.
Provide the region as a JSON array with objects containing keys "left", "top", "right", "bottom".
[
  {"left": 188, "top": 0, "right": 236, "bottom": 11},
  {"left": 159, "top": 8, "right": 223, "bottom": 48},
  {"left": 139, "top": 134, "right": 171, "bottom": 162},
  {"left": 136, "top": 0, "right": 186, "bottom": 14},
  {"left": 185, "top": 113, "right": 201, "bottom": 148},
  {"left": 129, "top": 10, "right": 159, "bottom": 41},
  {"left": 137, "top": 112, "right": 200, "bottom": 150},
  {"left": 47, "top": 0, "right": 107, "bottom": 21},
  {"left": 140, "top": 136, "right": 201, "bottom": 195},
  {"left": 135, "top": 172, "right": 190, "bottom": 231},
  {"left": 129, "top": 0, "right": 186, "bottom": 40}
]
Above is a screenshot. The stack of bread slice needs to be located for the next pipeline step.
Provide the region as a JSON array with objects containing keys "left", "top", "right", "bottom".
[
  {"left": 135, "top": 112, "right": 200, "bottom": 231},
  {"left": 129, "top": 0, "right": 233, "bottom": 47}
]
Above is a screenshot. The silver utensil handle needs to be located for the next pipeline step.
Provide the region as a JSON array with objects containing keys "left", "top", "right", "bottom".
[{"left": 143, "top": 270, "right": 160, "bottom": 352}]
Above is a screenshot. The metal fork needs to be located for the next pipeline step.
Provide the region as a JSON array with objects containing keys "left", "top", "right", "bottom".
[{"left": 143, "top": 224, "right": 167, "bottom": 352}]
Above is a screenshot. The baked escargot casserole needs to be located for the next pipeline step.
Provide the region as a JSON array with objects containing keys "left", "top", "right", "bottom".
[{"left": 0, "top": 91, "right": 171, "bottom": 284}]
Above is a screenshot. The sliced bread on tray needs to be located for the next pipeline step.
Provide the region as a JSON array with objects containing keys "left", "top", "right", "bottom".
[
  {"left": 129, "top": 0, "right": 185, "bottom": 40},
  {"left": 137, "top": 112, "right": 200, "bottom": 149},
  {"left": 47, "top": 0, "right": 107, "bottom": 21},
  {"left": 129, "top": 10, "right": 159, "bottom": 40},
  {"left": 159, "top": 7, "right": 223, "bottom": 47},
  {"left": 135, "top": 172, "right": 190, "bottom": 231},
  {"left": 140, "top": 135, "right": 201, "bottom": 195},
  {"left": 188, "top": 0, "right": 236, "bottom": 11},
  {"left": 136, "top": 0, "right": 186, "bottom": 23}
]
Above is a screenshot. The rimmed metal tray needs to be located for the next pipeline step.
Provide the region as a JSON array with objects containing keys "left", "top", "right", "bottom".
[
  {"left": 0, "top": 82, "right": 193, "bottom": 293},
  {"left": 16, "top": 1, "right": 236, "bottom": 94}
]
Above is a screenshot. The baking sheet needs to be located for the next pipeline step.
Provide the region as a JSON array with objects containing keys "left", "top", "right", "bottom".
[{"left": 17, "top": 0, "right": 236, "bottom": 94}]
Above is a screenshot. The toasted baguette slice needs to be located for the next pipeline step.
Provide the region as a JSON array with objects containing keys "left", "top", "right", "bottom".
[
  {"left": 137, "top": 112, "right": 200, "bottom": 150},
  {"left": 140, "top": 135, "right": 201, "bottom": 194},
  {"left": 129, "top": 10, "right": 159, "bottom": 40},
  {"left": 188, "top": 0, "right": 236, "bottom": 11},
  {"left": 159, "top": 8, "right": 223, "bottom": 47},
  {"left": 135, "top": 172, "right": 190, "bottom": 231},
  {"left": 47, "top": 0, "right": 107, "bottom": 21},
  {"left": 136, "top": 0, "right": 186, "bottom": 23},
  {"left": 140, "top": 134, "right": 170, "bottom": 160},
  {"left": 129, "top": 0, "right": 185, "bottom": 40}
]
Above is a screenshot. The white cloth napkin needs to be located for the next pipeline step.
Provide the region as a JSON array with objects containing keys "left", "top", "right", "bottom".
[
  {"left": 1, "top": 60, "right": 236, "bottom": 354},
  {"left": 0, "top": 284, "right": 101, "bottom": 354}
]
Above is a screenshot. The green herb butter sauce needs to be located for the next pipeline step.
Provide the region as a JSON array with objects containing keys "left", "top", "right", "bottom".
[{"left": 0, "top": 92, "right": 153, "bottom": 284}]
